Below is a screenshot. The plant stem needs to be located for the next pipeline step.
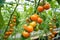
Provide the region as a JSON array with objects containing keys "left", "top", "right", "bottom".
[{"left": 4, "top": 4, "right": 18, "bottom": 34}]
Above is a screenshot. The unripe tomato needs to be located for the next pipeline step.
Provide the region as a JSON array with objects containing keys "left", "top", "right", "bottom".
[
  {"left": 37, "top": 18, "right": 43, "bottom": 23},
  {"left": 37, "top": 6, "right": 44, "bottom": 12},
  {"left": 22, "top": 31, "right": 30, "bottom": 38},
  {"left": 13, "top": 15, "right": 16, "bottom": 19},
  {"left": 49, "top": 28, "right": 53, "bottom": 32},
  {"left": 30, "top": 14, "right": 38, "bottom": 21},
  {"left": 29, "top": 21, "right": 36, "bottom": 28},
  {"left": 44, "top": 3, "right": 50, "bottom": 10}
]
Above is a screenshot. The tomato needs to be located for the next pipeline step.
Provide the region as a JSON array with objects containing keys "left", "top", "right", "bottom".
[
  {"left": 30, "top": 14, "right": 38, "bottom": 21},
  {"left": 52, "top": 31, "right": 57, "bottom": 35},
  {"left": 53, "top": 26, "right": 56, "bottom": 29},
  {"left": 44, "top": 3, "right": 50, "bottom": 10},
  {"left": 49, "top": 28, "right": 53, "bottom": 32},
  {"left": 5, "top": 31, "right": 12, "bottom": 36},
  {"left": 4, "top": 36, "right": 8, "bottom": 39},
  {"left": 51, "top": 34, "right": 55, "bottom": 38},
  {"left": 22, "top": 31, "right": 30, "bottom": 38},
  {"left": 8, "top": 31, "right": 12, "bottom": 35},
  {"left": 29, "top": 21, "right": 36, "bottom": 28},
  {"left": 48, "top": 35, "right": 52, "bottom": 39},
  {"left": 13, "top": 19, "right": 16, "bottom": 22},
  {"left": 10, "top": 24, "right": 14, "bottom": 27},
  {"left": 13, "top": 15, "right": 16, "bottom": 19},
  {"left": 24, "top": 25, "right": 33, "bottom": 33},
  {"left": 9, "top": 28, "right": 13, "bottom": 32},
  {"left": 37, "top": 6, "right": 44, "bottom": 12},
  {"left": 37, "top": 18, "right": 43, "bottom": 23},
  {"left": 5, "top": 32, "right": 10, "bottom": 35}
]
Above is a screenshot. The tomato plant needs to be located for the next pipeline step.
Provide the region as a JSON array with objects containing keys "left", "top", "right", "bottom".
[{"left": 0, "top": 0, "right": 60, "bottom": 40}]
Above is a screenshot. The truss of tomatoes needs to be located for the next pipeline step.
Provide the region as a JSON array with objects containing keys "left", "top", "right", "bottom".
[{"left": 4, "top": 15, "right": 16, "bottom": 39}]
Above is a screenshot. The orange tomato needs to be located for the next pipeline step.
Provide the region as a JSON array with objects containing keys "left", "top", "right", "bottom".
[
  {"left": 44, "top": 3, "right": 50, "bottom": 10},
  {"left": 37, "top": 18, "right": 43, "bottom": 23},
  {"left": 29, "top": 21, "right": 36, "bottom": 27},
  {"left": 30, "top": 14, "right": 38, "bottom": 21},
  {"left": 5, "top": 32, "right": 10, "bottom": 35},
  {"left": 53, "top": 26, "right": 56, "bottom": 29},
  {"left": 22, "top": 31, "right": 30, "bottom": 38},
  {"left": 10, "top": 24, "right": 14, "bottom": 27},
  {"left": 13, "top": 19, "right": 16, "bottom": 22},
  {"left": 4, "top": 36, "right": 8, "bottom": 39},
  {"left": 9, "top": 28, "right": 13, "bottom": 32},
  {"left": 51, "top": 34, "right": 55, "bottom": 38},
  {"left": 37, "top": 6, "right": 44, "bottom": 12},
  {"left": 52, "top": 31, "right": 57, "bottom": 35},
  {"left": 24, "top": 25, "right": 33, "bottom": 33}
]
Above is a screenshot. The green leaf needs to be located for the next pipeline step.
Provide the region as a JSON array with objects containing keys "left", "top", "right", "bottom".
[
  {"left": 0, "top": 0, "right": 5, "bottom": 6},
  {"left": 0, "top": 7, "right": 4, "bottom": 29},
  {"left": 56, "top": 0, "right": 60, "bottom": 5},
  {"left": 47, "top": 0, "right": 51, "bottom": 2}
]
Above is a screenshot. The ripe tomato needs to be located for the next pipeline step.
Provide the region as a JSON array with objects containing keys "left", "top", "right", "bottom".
[
  {"left": 37, "top": 6, "right": 44, "bottom": 12},
  {"left": 13, "top": 19, "right": 16, "bottom": 22},
  {"left": 53, "top": 26, "right": 56, "bottom": 29},
  {"left": 44, "top": 3, "right": 50, "bottom": 10},
  {"left": 37, "top": 18, "right": 43, "bottom": 23},
  {"left": 48, "top": 35, "right": 52, "bottom": 39},
  {"left": 51, "top": 34, "right": 55, "bottom": 38},
  {"left": 22, "top": 31, "right": 30, "bottom": 38},
  {"left": 24, "top": 25, "right": 33, "bottom": 33},
  {"left": 9, "top": 28, "right": 13, "bottom": 32},
  {"left": 29, "top": 21, "right": 36, "bottom": 28},
  {"left": 4, "top": 36, "right": 8, "bottom": 39},
  {"left": 30, "top": 14, "right": 38, "bottom": 21},
  {"left": 5, "top": 32, "right": 10, "bottom": 35},
  {"left": 8, "top": 31, "right": 12, "bottom": 35},
  {"left": 52, "top": 31, "right": 57, "bottom": 35},
  {"left": 10, "top": 24, "right": 14, "bottom": 27}
]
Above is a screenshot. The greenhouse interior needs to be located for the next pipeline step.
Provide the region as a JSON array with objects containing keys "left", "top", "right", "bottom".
[{"left": 0, "top": 0, "right": 60, "bottom": 40}]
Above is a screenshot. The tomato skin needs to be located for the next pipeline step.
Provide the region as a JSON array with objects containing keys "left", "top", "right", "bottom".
[
  {"left": 22, "top": 31, "right": 30, "bottom": 38},
  {"left": 44, "top": 3, "right": 50, "bottom": 10},
  {"left": 4, "top": 36, "right": 8, "bottom": 39},
  {"left": 30, "top": 14, "right": 38, "bottom": 21},
  {"left": 37, "top": 6, "right": 44, "bottom": 12},
  {"left": 37, "top": 18, "right": 43, "bottom": 23},
  {"left": 9, "top": 28, "right": 13, "bottom": 32},
  {"left": 13, "top": 19, "right": 16, "bottom": 22},
  {"left": 24, "top": 25, "right": 33, "bottom": 33},
  {"left": 52, "top": 31, "right": 57, "bottom": 35},
  {"left": 10, "top": 24, "right": 14, "bottom": 27},
  {"left": 29, "top": 21, "right": 36, "bottom": 28},
  {"left": 49, "top": 28, "right": 53, "bottom": 32}
]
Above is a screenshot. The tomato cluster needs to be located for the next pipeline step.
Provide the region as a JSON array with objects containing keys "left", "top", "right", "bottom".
[
  {"left": 22, "top": 14, "right": 43, "bottom": 38},
  {"left": 48, "top": 22, "right": 57, "bottom": 39},
  {"left": 4, "top": 15, "right": 16, "bottom": 39},
  {"left": 37, "top": 3, "right": 50, "bottom": 12}
]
